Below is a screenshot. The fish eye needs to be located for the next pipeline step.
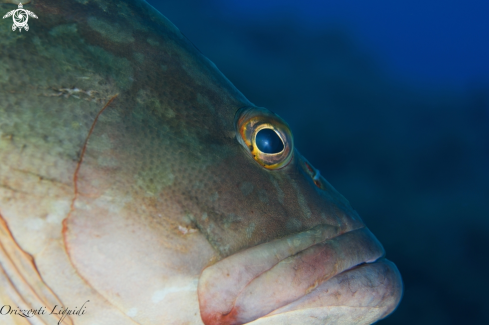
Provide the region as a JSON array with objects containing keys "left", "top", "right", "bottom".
[
  {"left": 234, "top": 106, "right": 293, "bottom": 169},
  {"left": 255, "top": 128, "right": 284, "bottom": 154}
]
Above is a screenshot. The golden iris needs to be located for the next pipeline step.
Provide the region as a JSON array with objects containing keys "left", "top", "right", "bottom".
[{"left": 234, "top": 106, "right": 294, "bottom": 170}]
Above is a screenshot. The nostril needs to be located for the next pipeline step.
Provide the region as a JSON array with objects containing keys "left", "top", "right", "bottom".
[
  {"left": 298, "top": 155, "right": 326, "bottom": 190},
  {"left": 304, "top": 162, "right": 315, "bottom": 174},
  {"left": 313, "top": 172, "right": 326, "bottom": 190}
]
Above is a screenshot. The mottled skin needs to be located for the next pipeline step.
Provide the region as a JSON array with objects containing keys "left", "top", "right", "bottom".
[{"left": 0, "top": 1, "right": 402, "bottom": 324}]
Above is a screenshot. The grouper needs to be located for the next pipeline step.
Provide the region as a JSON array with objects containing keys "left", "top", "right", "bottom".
[{"left": 0, "top": 0, "right": 402, "bottom": 324}]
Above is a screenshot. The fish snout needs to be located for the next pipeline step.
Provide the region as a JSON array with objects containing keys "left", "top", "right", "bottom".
[{"left": 198, "top": 226, "right": 402, "bottom": 325}]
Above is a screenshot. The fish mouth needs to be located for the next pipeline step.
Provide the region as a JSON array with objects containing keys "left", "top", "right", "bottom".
[{"left": 198, "top": 226, "right": 402, "bottom": 325}]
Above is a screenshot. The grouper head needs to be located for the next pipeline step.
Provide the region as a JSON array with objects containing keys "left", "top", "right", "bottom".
[{"left": 0, "top": 0, "right": 402, "bottom": 324}]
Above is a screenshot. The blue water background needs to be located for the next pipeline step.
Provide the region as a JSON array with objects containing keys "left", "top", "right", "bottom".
[{"left": 148, "top": 1, "right": 489, "bottom": 324}]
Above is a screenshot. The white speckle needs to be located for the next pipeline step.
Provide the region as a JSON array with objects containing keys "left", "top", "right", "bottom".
[
  {"left": 27, "top": 218, "right": 44, "bottom": 230},
  {"left": 271, "top": 179, "right": 285, "bottom": 204},
  {"left": 46, "top": 200, "right": 71, "bottom": 224},
  {"left": 152, "top": 280, "right": 198, "bottom": 303},
  {"left": 74, "top": 199, "right": 91, "bottom": 210},
  {"left": 93, "top": 190, "right": 132, "bottom": 213},
  {"left": 46, "top": 214, "right": 61, "bottom": 224},
  {"left": 246, "top": 223, "right": 256, "bottom": 239},
  {"left": 178, "top": 225, "right": 188, "bottom": 235},
  {"left": 126, "top": 308, "right": 138, "bottom": 317},
  {"left": 288, "top": 237, "right": 302, "bottom": 248},
  {"left": 178, "top": 225, "right": 197, "bottom": 235}
]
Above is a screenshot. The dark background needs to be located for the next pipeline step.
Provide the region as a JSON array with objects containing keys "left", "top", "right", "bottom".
[{"left": 147, "top": 1, "right": 489, "bottom": 324}]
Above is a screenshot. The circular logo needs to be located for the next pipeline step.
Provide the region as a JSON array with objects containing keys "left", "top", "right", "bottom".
[{"left": 13, "top": 9, "right": 28, "bottom": 27}]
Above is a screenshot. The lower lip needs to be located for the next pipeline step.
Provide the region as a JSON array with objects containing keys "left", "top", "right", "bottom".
[{"left": 259, "top": 258, "right": 403, "bottom": 325}]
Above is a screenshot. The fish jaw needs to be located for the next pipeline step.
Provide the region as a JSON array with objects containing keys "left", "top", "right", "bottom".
[{"left": 198, "top": 226, "right": 402, "bottom": 325}]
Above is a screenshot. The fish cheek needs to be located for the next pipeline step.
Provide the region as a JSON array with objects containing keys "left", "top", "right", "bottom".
[
  {"left": 62, "top": 111, "right": 217, "bottom": 324},
  {"left": 190, "top": 150, "right": 365, "bottom": 258},
  {"left": 186, "top": 155, "right": 293, "bottom": 257}
]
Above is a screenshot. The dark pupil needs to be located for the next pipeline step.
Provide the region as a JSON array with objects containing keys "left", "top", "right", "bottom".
[{"left": 255, "top": 129, "right": 284, "bottom": 154}]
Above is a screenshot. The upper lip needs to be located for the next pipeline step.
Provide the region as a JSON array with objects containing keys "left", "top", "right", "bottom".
[{"left": 198, "top": 224, "right": 385, "bottom": 325}]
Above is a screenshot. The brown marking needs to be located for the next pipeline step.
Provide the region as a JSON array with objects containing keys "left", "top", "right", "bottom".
[
  {"left": 63, "top": 94, "right": 118, "bottom": 258},
  {"left": 63, "top": 94, "right": 118, "bottom": 261},
  {"left": 0, "top": 183, "right": 28, "bottom": 194},
  {"left": 200, "top": 305, "right": 241, "bottom": 325},
  {"left": 10, "top": 167, "right": 71, "bottom": 189},
  {"left": 68, "top": 94, "right": 118, "bottom": 214},
  {"left": 59, "top": 94, "right": 145, "bottom": 325}
]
